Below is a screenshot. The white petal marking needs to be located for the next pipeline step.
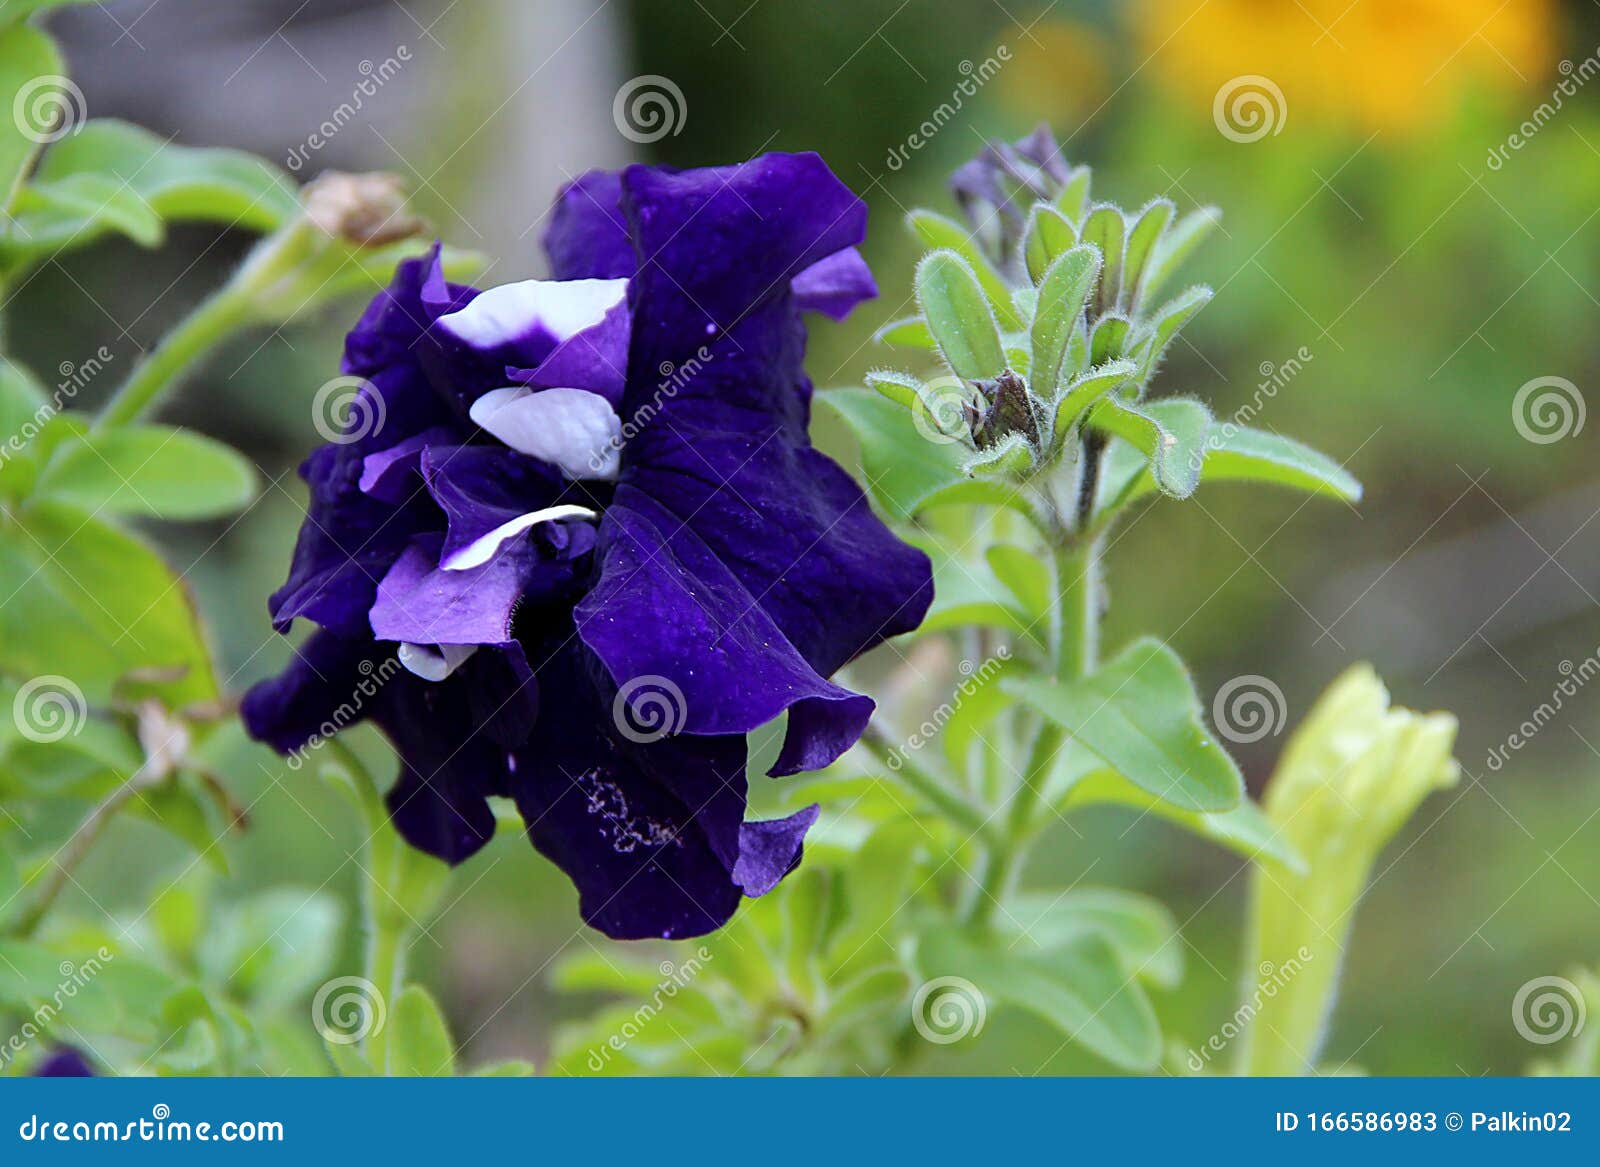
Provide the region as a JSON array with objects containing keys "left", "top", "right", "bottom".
[
  {"left": 441, "top": 503, "right": 599, "bottom": 572},
  {"left": 397, "top": 642, "right": 479, "bottom": 682},
  {"left": 437, "top": 278, "right": 627, "bottom": 348},
  {"left": 468, "top": 386, "right": 622, "bottom": 481}
]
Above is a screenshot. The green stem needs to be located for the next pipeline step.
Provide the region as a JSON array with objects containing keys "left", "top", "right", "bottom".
[{"left": 861, "top": 722, "right": 994, "bottom": 841}]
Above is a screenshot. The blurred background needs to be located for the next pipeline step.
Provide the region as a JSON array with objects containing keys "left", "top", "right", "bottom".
[{"left": 20, "top": 0, "right": 1600, "bottom": 1074}]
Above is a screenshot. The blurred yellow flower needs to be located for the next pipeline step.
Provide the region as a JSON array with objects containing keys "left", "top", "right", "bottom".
[
  {"left": 995, "top": 19, "right": 1111, "bottom": 124},
  {"left": 1137, "top": 0, "right": 1555, "bottom": 133}
]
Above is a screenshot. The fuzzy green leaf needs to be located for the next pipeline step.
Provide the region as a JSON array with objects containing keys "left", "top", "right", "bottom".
[
  {"left": 1087, "top": 396, "right": 1210, "bottom": 499},
  {"left": 1006, "top": 637, "right": 1244, "bottom": 813},
  {"left": 1030, "top": 245, "right": 1100, "bottom": 396},
  {"left": 1121, "top": 199, "right": 1175, "bottom": 309},
  {"left": 907, "top": 209, "right": 1022, "bottom": 329},
  {"left": 389, "top": 983, "right": 457, "bottom": 1077},
  {"left": 916, "top": 249, "right": 1006, "bottom": 381},
  {"left": 874, "top": 315, "right": 936, "bottom": 350},
  {"left": 1052, "top": 360, "right": 1138, "bottom": 444},
  {"left": 1079, "top": 204, "right": 1126, "bottom": 315},
  {"left": 1023, "top": 203, "right": 1077, "bottom": 284},
  {"left": 1144, "top": 206, "right": 1221, "bottom": 301}
]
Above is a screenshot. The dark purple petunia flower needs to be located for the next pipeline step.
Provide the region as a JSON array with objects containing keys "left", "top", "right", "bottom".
[
  {"left": 33, "top": 1047, "right": 95, "bottom": 1076},
  {"left": 243, "top": 153, "right": 932, "bottom": 940}
]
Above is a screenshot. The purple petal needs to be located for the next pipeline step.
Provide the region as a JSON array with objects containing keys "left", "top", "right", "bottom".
[
  {"left": 542, "top": 169, "right": 633, "bottom": 280},
  {"left": 792, "top": 248, "right": 877, "bottom": 320}
]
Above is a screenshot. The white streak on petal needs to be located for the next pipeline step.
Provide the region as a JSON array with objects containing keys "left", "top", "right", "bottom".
[
  {"left": 468, "top": 386, "right": 622, "bottom": 482},
  {"left": 398, "top": 642, "right": 478, "bottom": 682},
  {"left": 441, "top": 503, "right": 599, "bottom": 572},
  {"left": 437, "top": 278, "right": 628, "bottom": 347}
]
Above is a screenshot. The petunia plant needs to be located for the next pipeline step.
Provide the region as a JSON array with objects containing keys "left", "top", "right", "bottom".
[{"left": 0, "top": 0, "right": 1477, "bottom": 1079}]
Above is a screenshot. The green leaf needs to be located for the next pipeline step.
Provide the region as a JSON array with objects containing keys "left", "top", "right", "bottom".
[
  {"left": 388, "top": 983, "right": 457, "bottom": 1077},
  {"left": 0, "top": 500, "right": 217, "bottom": 705},
  {"left": 1079, "top": 205, "right": 1126, "bottom": 315},
  {"left": 1133, "top": 286, "right": 1213, "bottom": 380},
  {"left": 0, "top": 838, "right": 20, "bottom": 930},
  {"left": 985, "top": 544, "right": 1049, "bottom": 614},
  {"left": 6, "top": 172, "right": 165, "bottom": 252},
  {"left": 1023, "top": 203, "right": 1077, "bottom": 284},
  {"left": 820, "top": 388, "right": 1027, "bottom": 520},
  {"left": 1006, "top": 637, "right": 1243, "bottom": 813},
  {"left": 906, "top": 209, "right": 1022, "bottom": 329},
  {"left": 7, "top": 119, "right": 299, "bottom": 260},
  {"left": 0, "top": 1, "right": 108, "bottom": 23},
  {"left": 0, "top": 21, "right": 59, "bottom": 215},
  {"left": 1144, "top": 206, "right": 1221, "bottom": 302},
  {"left": 0, "top": 357, "right": 48, "bottom": 494},
  {"left": 325, "top": 1040, "right": 376, "bottom": 1077},
  {"left": 1087, "top": 396, "right": 1210, "bottom": 500},
  {"left": 917, "top": 537, "right": 1037, "bottom": 643},
  {"left": 1090, "top": 314, "right": 1131, "bottom": 368},
  {"left": 199, "top": 889, "right": 341, "bottom": 1008},
  {"left": 962, "top": 432, "right": 1033, "bottom": 477},
  {"left": 34, "top": 425, "right": 257, "bottom": 519},
  {"left": 874, "top": 315, "right": 935, "bottom": 351},
  {"left": 1062, "top": 767, "right": 1306, "bottom": 873},
  {"left": 916, "top": 249, "right": 1005, "bottom": 381},
  {"left": 1030, "top": 246, "right": 1100, "bottom": 396},
  {"left": 1051, "top": 360, "right": 1138, "bottom": 444},
  {"left": 863, "top": 368, "right": 923, "bottom": 409},
  {"left": 1195, "top": 424, "right": 1361, "bottom": 501},
  {"left": 1122, "top": 199, "right": 1175, "bottom": 309},
  {"left": 1055, "top": 167, "right": 1092, "bottom": 224},
  {"left": 1005, "top": 889, "right": 1183, "bottom": 990},
  {"left": 916, "top": 926, "right": 1159, "bottom": 1071}
]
